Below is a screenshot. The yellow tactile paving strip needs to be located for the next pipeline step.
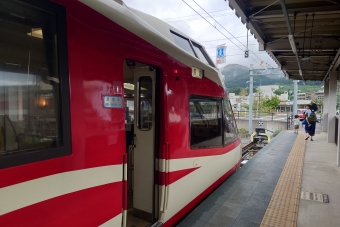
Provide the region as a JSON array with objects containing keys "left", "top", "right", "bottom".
[{"left": 260, "top": 133, "right": 306, "bottom": 227}]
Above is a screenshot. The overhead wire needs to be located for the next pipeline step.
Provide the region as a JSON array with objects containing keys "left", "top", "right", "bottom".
[
  {"left": 164, "top": 12, "right": 235, "bottom": 23},
  {"left": 198, "top": 35, "right": 254, "bottom": 43},
  {"left": 182, "top": 0, "right": 266, "bottom": 69},
  {"left": 268, "top": 18, "right": 340, "bottom": 44},
  {"left": 190, "top": 0, "right": 269, "bottom": 68},
  {"left": 302, "top": 14, "right": 308, "bottom": 58},
  {"left": 309, "top": 14, "right": 315, "bottom": 57},
  {"left": 161, "top": 9, "right": 231, "bottom": 21}
]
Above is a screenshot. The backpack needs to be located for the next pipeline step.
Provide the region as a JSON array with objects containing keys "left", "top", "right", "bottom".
[
  {"left": 309, "top": 111, "right": 317, "bottom": 123},
  {"left": 311, "top": 103, "right": 318, "bottom": 112}
]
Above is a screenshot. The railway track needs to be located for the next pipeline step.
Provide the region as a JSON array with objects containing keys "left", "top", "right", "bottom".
[
  {"left": 241, "top": 142, "right": 264, "bottom": 164},
  {"left": 242, "top": 142, "right": 255, "bottom": 156}
]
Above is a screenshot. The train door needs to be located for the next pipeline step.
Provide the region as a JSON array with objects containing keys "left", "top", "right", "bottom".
[{"left": 124, "top": 60, "right": 158, "bottom": 227}]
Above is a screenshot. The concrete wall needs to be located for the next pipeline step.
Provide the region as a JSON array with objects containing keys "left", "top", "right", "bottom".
[{"left": 236, "top": 119, "right": 287, "bottom": 133}]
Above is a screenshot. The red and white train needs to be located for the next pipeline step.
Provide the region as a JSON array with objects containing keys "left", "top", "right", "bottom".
[{"left": 0, "top": 0, "right": 241, "bottom": 226}]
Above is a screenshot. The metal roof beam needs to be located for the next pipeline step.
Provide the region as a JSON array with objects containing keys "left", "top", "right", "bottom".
[
  {"left": 281, "top": 64, "right": 329, "bottom": 71},
  {"left": 323, "top": 48, "right": 340, "bottom": 81},
  {"left": 277, "top": 55, "right": 334, "bottom": 58},
  {"left": 266, "top": 50, "right": 282, "bottom": 69},
  {"left": 264, "top": 38, "right": 340, "bottom": 51},
  {"left": 279, "top": 0, "right": 305, "bottom": 81},
  {"left": 228, "top": 0, "right": 266, "bottom": 43},
  {"left": 250, "top": 5, "right": 340, "bottom": 19}
]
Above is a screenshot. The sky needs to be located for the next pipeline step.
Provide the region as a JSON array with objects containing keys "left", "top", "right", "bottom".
[{"left": 123, "top": 0, "right": 277, "bottom": 69}]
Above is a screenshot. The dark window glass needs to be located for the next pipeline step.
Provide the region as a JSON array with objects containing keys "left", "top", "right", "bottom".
[
  {"left": 192, "top": 43, "right": 210, "bottom": 65},
  {"left": 223, "top": 99, "right": 238, "bottom": 145},
  {"left": 0, "top": 0, "right": 70, "bottom": 168},
  {"left": 170, "top": 32, "right": 195, "bottom": 56},
  {"left": 138, "top": 77, "right": 153, "bottom": 130},
  {"left": 190, "top": 97, "right": 222, "bottom": 148}
]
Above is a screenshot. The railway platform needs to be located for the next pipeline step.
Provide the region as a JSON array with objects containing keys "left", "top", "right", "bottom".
[{"left": 177, "top": 123, "right": 340, "bottom": 227}]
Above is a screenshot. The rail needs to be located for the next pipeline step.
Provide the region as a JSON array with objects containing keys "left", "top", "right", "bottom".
[
  {"left": 236, "top": 111, "right": 279, "bottom": 120},
  {"left": 242, "top": 142, "right": 255, "bottom": 156}
]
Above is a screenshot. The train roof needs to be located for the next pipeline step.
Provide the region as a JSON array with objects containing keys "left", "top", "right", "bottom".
[{"left": 80, "top": 0, "right": 224, "bottom": 87}]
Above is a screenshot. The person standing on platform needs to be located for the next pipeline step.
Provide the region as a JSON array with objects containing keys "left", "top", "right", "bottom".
[
  {"left": 294, "top": 115, "right": 300, "bottom": 134},
  {"left": 305, "top": 104, "right": 317, "bottom": 141}
]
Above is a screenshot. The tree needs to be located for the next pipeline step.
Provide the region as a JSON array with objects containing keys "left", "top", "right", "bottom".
[
  {"left": 239, "top": 88, "right": 248, "bottom": 96},
  {"left": 261, "top": 95, "right": 280, "bottom": 112},
  {"left": 242, "top": 103, "right": 249, "bottom": 110},
  {"left": 228, "top": 87, "right": 242, "bottom": 95}
]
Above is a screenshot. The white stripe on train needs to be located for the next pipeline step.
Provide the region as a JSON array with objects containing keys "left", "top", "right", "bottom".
[
  {"left": 0, "top": 165, "right": 122, "bottom": 216},
  {"left": 158, "top": 144, "right": 242, "bottom": 223},
  {"left": 99, "top": 213, "right": 122, "bottom": 226}
]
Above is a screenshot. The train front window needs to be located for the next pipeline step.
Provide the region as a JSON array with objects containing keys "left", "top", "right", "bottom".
[
  {"left": 170, "top": 31, "right": 196, "bottom": 57},
  {"left": 189, "top": 97, "right": 222, "bottom": 148},
  {"left": 0, "top": 0, "right": 70, "bottom": 168},
  {"left": 192, "top": 43, "right": 210, "bottom": 66}
]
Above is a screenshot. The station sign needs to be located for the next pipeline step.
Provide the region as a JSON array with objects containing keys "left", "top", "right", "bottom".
[{"left": 104, "top": 95, "right": 122, "bottom": 108}]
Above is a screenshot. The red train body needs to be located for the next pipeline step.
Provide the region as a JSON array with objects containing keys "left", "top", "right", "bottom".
[{"left": 0, "top": 0, "right": 241, "bottom": 226}]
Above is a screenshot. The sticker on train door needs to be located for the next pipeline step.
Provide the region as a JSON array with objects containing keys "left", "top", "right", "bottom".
[{"left": 104, "top": 95, "right": 122, "bottom": 108}]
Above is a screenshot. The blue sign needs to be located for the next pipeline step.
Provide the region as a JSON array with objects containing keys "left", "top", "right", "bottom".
[
  {"left": 216, "top": 45, "right": 227, "bottom": 64},
  {"left": 217, "top": 46, "right": 225, "bottom": 58},
  {"left": 104, "top": 96, "right": 123, "bottom": 108}
]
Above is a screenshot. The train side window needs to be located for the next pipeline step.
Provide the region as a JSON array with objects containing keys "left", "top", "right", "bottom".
[
  {"left": 189, "top": 96, "right": 222, "bottom": 148},
  {"left": 0, "top": 0, "right": 71, "bottom": 169},
  {"left": 170, "top": 31, "right": 196, "bottom": 57},
  {"left": 223, "top": 99, "right": 238, "bottom": 145},
  {"left": 137, "top": 77, "right": 153, "bottom": 130}
]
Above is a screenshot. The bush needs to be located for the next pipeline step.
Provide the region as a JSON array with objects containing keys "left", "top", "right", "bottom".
[
  {"left": 238, "top": 128, "right": 248, "bottom": 134},
  {"left": 273, "top": 128, "right": 282, "bottom": 137}
]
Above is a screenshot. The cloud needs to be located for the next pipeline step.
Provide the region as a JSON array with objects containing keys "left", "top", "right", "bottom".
[{"left": 123, "top": 0, "right": 277, "bottom": 69}]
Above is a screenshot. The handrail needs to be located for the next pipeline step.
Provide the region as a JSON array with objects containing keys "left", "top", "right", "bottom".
[{"left": 335, "top": 115, "right": 340, "bottom": 167}]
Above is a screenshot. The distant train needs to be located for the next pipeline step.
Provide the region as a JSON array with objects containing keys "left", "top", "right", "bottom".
[{"left": 0, "top": 0, "right": 241, "bottom": 226}]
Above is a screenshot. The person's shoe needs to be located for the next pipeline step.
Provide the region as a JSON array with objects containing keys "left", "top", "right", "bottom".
[
  {"left": 305, "top": 136, "right": 310, "bottom": 140},
  {"left": 311, "top": 138, "right": 314, "bottom": 141}
]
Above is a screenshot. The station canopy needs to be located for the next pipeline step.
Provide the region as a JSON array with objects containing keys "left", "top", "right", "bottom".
[{"left": 228, "top": 0, "right": 340, "bottom": 81}]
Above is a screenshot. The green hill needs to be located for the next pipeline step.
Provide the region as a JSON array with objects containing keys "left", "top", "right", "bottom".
[{"left": 220, "top": 64, "right": 323, "bottom": 95}]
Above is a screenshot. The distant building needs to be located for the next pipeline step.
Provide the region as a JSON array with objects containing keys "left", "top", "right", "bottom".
[
  {"left": 278, "top": 91, "right": 289, "bottom": 101},
  {"left": 229, "top": 92, "right": 250, "bottom": 111},
  {"left": 258, "top": 85, "right": 279, "bottom": 99},
  {"left": 297, "top": 93, "right": 306, "bottom": 100},
  {"left": 229, "top": 93, "right": 236, "bottom": 106},
  {"left": 277, "top": 100, "right": 323, "bottom": 113},
  {"left": 297, "top": 91, "right": 324, "bottom": 101},
  {"left": 311, "top": 91, "right": 324, "bottom": 101}
]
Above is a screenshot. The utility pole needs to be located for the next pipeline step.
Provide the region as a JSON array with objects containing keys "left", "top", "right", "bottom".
[
  {"left": 258, "top": 79, "right": 261, "bottom": 119},
  {"left": 249, "top": 64, "right": 253, "bottom": 134},
  {"left": 293, "top": 80, "right": 298, "bottom": 115}
]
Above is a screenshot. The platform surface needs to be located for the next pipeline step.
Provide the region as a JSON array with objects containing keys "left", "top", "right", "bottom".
[
  {"left": 177, "top": 122, "right": 340, "bottom": 227},
  {"left": 177, "top": 131, "right": 297, "bottom": 227},
  {"left": 297, "top": 131, "right": 340, "bottom": 227}
]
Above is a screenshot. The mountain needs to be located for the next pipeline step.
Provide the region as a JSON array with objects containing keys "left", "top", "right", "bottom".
[
  {"left": 220, "top": 64, "right": 320, "bottom": 90},
  {"left": 220, "top": 64, "right": 249, "bottom": 79}
]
